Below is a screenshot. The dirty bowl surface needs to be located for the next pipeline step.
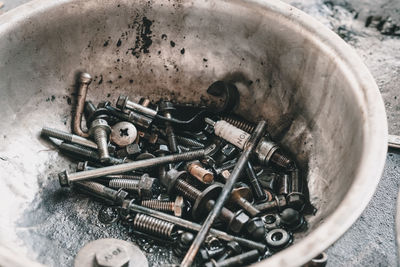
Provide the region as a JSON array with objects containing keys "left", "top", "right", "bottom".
[{"left": 0, "top": 0, "right": 387, "bottom": 266}]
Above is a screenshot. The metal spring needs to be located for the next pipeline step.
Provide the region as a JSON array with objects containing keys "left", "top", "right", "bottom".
[
  {"left": 219, "top": 116, "right": 256, "bottom": 133},
  {"left": 133, "top": 213, "right": 175, "bottom": 238},
  {"left": 141, "top": 200, "right": 174, "bottom": 212},
  {"left": 175, "top": 179, "right": 201, "bottom": 202},
  {"left": 109, "top": 179, "right": 139, "bottom": 190}
]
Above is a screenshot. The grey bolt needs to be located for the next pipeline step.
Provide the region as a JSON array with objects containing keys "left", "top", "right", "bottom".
[
  {"left": 141, "top": 196, "right": 184, "bottom": 217},
  {"left": 74, "top": 181, "right": 128, "bottom": 204},
  {"left": 89, "top": 118, "right": 111, "bottom": 162},
  {"left": 159, "top": 101, "right": 178, "bottom": 153},
  {"left": 59, "top": 142, "right": 125, "bottom": 165},
  {"left": 57, "top": 148, "right": 206, "bottom": 186},
  {"left": 245, "top": 161, "right": 266, "bottom": 201},
  {"left": 109, "top": 174, "right": 159, "bottom": 199},
  {"left": 41, "top": 126, "right": 97, "bottom": 149}
]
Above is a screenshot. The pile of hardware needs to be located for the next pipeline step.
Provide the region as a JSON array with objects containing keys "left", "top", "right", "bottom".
[{"left": 41, "top": 73, "right": 308, "bottom": 267}]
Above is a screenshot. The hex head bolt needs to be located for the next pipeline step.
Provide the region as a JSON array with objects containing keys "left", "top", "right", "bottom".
[
  {"left": 141, "top": 196, "right": 184, "bottom": 217},
  {"left": 159, "top": 101, "right": 178, "bottom": 153},
  {"left": 204, "top": 249, "right": 260, "bottom": 267},
  {"left": 245, "top": 161, "right": 267, "bottom": 201},
  {"left": 59, "top": 142, "right": 125, "bottom": 165},
  {"left": 187, "top": 160, "right": 214, "bottom": 184},
  {"left": 74, "top": 181, "right": 128, "bottom": 205},
  {"left": 123, "top": 200, "right": 267, "bottom": 253},
  {"left": 229, "top": 187, "right": 260, "bottom": 217},
  {"left": 108, "top": 174, "right": 159, "bottom": 199},
  {"left": 205, "top": 118, "right": 293, "bottom": 169},
  {"left": 116, "top": 95, "right": 158, "bottom": 118},
  {"left": 89, "top": 118, "right": 112, "bottom": 162},
  {"left": 58, "top": 148, "right": 206, "bottom": 187},
  {"left": 181, "top": 121, "right": 268, "bottom": 267},
  {"left": 73, "top": 72, "right": 92, "bottom": 138},
  {"left": 287, "top": 168, "right": 306, "bottom": 210}
]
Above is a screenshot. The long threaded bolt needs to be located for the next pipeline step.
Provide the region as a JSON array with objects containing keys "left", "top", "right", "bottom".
[
  {"left": 89, "top": 118, "right": 111, "bottom": 162},
  {"left": 74, "top": 181, "right": 128, "bottom": 204},
  {"left": 141, "top": 196, "right": 184, "bottom": 217},
  {"left": 59, "top": 142, "right": 124, "bottom": 165},
  {"left": 205, "top": 249, "right": 260, "bottom": 267},
  {"left": 73, "top": 72, "right": 92, "bottom": 138},
  {"left": 58, "top": 148, "right": 206, "bottom": 187},
  {"left": 175, "top": 179, "right": 202, "bottom": 201},
  {"left": 245, "top": 161, "right": 266, "bottom": 201},
  {"left": 230, "top": 187, "right": 260, "bottom": 217},
  {"left": 108, "top": 174, "right": 158, "bottom": 199},
  {"left": 76, "top": 162, "right": 140, "bottom": 180},
  {"left": 41, "top": 127, "right": 98, "bottom": 149},
  {"left": 176, "top": 136, "right": 205, "bottom": 148},
  {"left": 133, "top": 213, "right": 176, "bottom": 238}
]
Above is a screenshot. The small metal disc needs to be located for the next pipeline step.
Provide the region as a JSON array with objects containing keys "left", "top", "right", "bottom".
[
  {"left": 111, "top": 121, "right": 137, "bottom": 147},
  {"left": 74, "top": 238, "right": 148, "bottom": 267}
]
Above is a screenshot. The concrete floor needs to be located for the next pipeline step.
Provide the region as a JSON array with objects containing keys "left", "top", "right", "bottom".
[{"left": 1, "top": 0, "right": 400, "bottom": 266}]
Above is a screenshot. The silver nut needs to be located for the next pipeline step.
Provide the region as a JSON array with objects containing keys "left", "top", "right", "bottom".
[
  {"left": 111, "top": 121, "right": 137, "bottom": 147},
  {"left": 95, "top": 245, "right": 129, "bottom": 267}
]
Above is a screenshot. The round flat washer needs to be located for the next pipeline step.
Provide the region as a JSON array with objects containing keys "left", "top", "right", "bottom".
[
  {"left": 74, "top": 238, "right": 148, "bottom": 267},
  {"left": 265, "top": 228, "right": 291, "bottom": 249},
  {"left": 192, "top": 183, "right": 223, "bottom": 220}
]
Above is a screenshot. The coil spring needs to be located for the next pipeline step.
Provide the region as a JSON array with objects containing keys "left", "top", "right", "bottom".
[
  {"left": 109, "top": 179, "right": 139, "bottom": 190},
  {"left": 219, "top": 116, "right": 256, "bottom": 133},
  {"left": 141, "top": 200, "right": 174, "bottom": 212},
  {"left": 175, "top": 179, "right": 201, "bottom": 202},
  {"left": 133, "top": 213, "right": 175, "bottom": 238}
]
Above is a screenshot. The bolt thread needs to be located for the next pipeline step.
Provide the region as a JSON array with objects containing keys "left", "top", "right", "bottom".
[
  {"left": 93, "top": 128, "right": 110, "bottom": 161},
  {"left": 141, "top": 200, "right": 174, "bottom": 212},
  {"left": 106, "top": 174, "right": 142, "bottom": 180},
  {"left": 270, "top": 151, "right": 293, "bottom": 169},
  {"left": 76, "top": 181, "right": 105, "bottom": 193},
  {"left": 41, "top": 127, "right": 72, "bottom": 142},
  {"left": 109, "top": 179, "right": 139, "bottom": 190},
  {"left": 166, "top": 124, "right": 178, "bottom": 153},
  {"left": 133, "top": 213, "right": 175, "bottom": 238},
  {"left": 219, "top": 116, "right": 255, "bottom": 133},
  {"left": 176, "top": 136, "right": 205, "bottom": 148},
  {"left": 172, "top": 149, "right": 206, "bottom": 162},
  {"left": 175, "top": 179, "right": 201, "bottom": 202},
  {"left": 60, "top": 142, "right": 98, "bottom": 160}
]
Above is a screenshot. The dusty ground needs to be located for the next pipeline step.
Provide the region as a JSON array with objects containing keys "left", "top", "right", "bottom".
[{"left": 2, "top": 0, "right": 400, "bottom": 266}]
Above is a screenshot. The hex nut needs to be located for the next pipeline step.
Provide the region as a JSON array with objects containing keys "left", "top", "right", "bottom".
[
  {"left": 228, "top": 210, "right": 250, "bottom": 234},
  {"left": 138, "top": 174, "right": 159, "bottom": 199},
  {"left": 95, "top": 245, "right": 130, "bottom": 267},
  {"left": 111, "top": 121, "right": 137, "bottom": 147}
]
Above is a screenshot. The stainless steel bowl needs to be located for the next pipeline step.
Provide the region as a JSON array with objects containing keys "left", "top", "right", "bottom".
[{"left": 0, "top": 0, "right": 387, "bottom": 266}]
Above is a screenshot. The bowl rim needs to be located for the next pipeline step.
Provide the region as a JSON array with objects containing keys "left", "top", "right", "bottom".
[{"left": 0, "top": 0, "right": 388, "bottom": 266}]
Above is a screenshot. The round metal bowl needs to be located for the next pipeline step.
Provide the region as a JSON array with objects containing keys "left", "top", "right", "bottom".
[{"left": 0, "top": 0, "right": 387, "bottom": 266}]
